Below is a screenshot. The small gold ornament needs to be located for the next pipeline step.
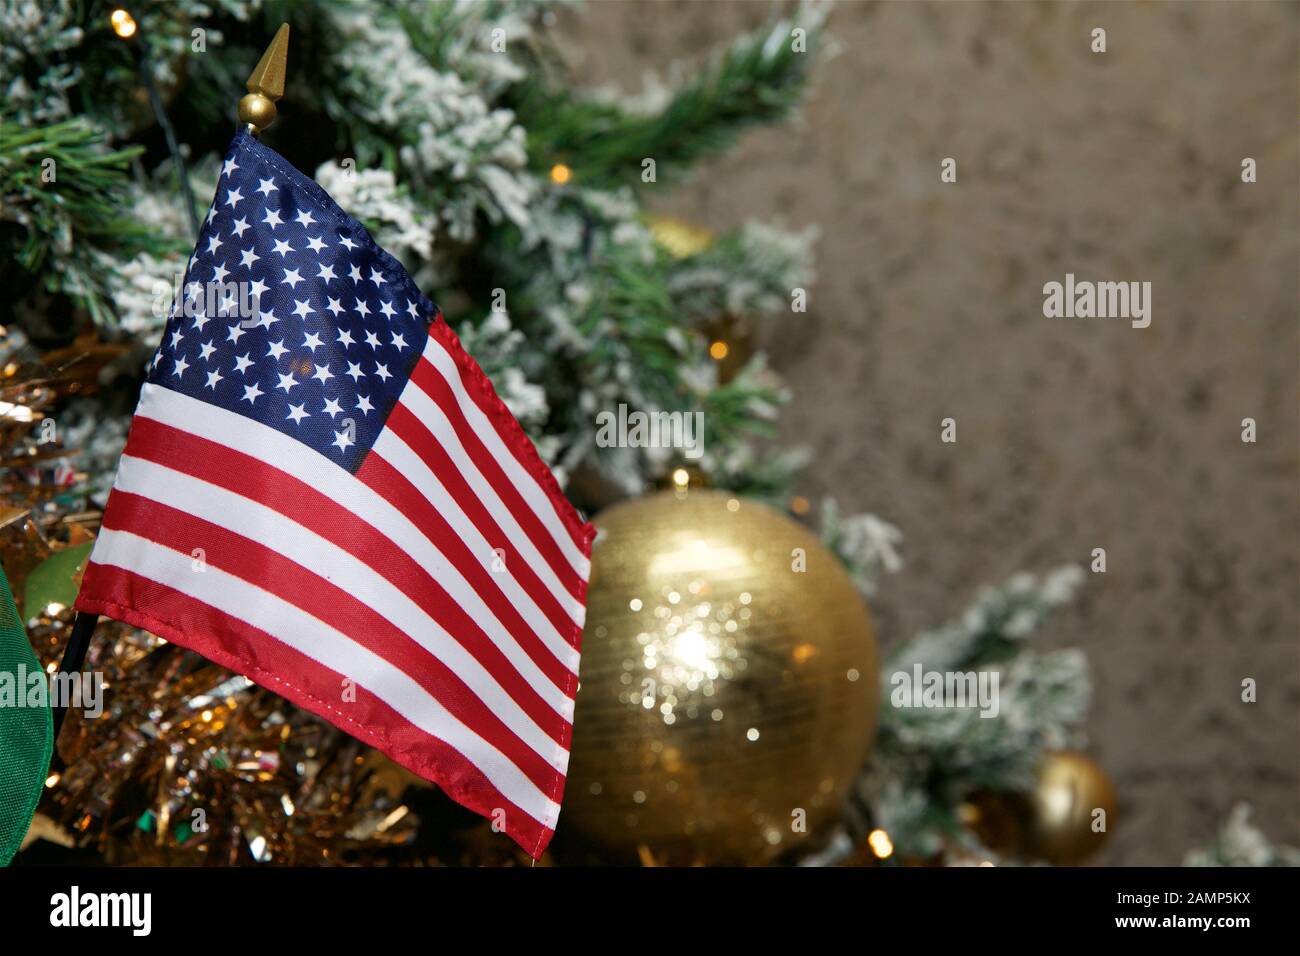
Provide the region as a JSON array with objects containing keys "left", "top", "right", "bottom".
[
  {"left": 1026, "top": 749, "right": 1116, "bottom": 865},
  {"left": 963, "top": 750, "right": 1116, "bottom": 865},
  {"left": 563, "top": 490, "right": 879, "bottom": 864},
  {"left": 644, "top": 214, "right": 716, "bottom": 259}
]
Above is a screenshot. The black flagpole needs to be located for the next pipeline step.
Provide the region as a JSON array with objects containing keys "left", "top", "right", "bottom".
[{"left": 51, "top": 611, "right": 98, "bottom": 748}]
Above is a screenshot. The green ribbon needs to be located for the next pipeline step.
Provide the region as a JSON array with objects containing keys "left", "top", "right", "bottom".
[{"left": 0, "top": 565, "right": 51, "bottom": 865}]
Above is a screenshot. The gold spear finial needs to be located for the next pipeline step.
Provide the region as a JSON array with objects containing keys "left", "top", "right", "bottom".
[{"left": 238, "top": 23, "right": 290, "bottom": 135}]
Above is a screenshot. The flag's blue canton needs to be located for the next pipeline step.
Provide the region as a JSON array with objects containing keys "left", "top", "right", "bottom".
[{"left": 149, "top": 130, "right": 436, "bottom": 472}]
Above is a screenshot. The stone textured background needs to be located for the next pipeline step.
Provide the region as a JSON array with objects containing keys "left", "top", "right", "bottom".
[{"left": 559, "top": 0, "right": 1299, "bottom": 864}]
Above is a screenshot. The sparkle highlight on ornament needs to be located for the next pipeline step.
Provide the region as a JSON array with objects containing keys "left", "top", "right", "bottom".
[
  {"left": 648, "top": 537, "right": 745, "bottom": 577},
  {"left": 669, "top": 626, "right": 714, "bottom": 674}
]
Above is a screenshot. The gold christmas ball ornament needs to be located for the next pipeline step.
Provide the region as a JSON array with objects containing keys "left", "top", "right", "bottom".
[
  {"left": 563, "top": 490, "right": 880, "bottom": 863},
  {"left": 1026, "top": 750, "right": 1117, "bottom": 865}
]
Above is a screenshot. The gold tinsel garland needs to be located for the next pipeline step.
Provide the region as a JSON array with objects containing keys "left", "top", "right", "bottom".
[{"left": 39, "top": 617, "right": 424, "bottom": 865}]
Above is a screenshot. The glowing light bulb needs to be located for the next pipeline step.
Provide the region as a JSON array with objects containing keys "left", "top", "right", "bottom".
[
  {"left": 868, "top": 828, "right": 894, "bottom": 859},
  {"left": 110, "top": 9, "right": 137, "bottom": 38}
]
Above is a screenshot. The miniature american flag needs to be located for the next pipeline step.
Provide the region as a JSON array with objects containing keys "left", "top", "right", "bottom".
[{"left": 75, "top": 130, "right": 595, "bottom": 858}]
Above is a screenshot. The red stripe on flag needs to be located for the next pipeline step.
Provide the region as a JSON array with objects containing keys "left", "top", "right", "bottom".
[
  {"left": 357, "top": 447, "right": 581, "bottom": 673},
  {"left": 124, "top": 416, "right": 576, "bottom": 718},
  {"left": 98, "top": 489, "right": 565, "bottom": 791},
  {"left": 372, "top": 403, "right": 582, "bottom": 642},
  {"left": 427, "top": 316, "right": 593, "bottom": 553},
  {"left": 75, "top": 565, "right": 556, "bottom": 857},
  {"left": 408, "top": 357, "right": 590, "bottom": 593}
]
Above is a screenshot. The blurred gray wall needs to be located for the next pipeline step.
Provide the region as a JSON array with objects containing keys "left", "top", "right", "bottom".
[{"left": 561, "top": 0, "right": 1300, "bottom": 865}]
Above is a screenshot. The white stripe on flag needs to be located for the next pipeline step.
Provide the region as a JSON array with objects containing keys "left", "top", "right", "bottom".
[
  {"left": 389, "top": 381, "right": 587, "bottom": 624},
  {"left": 373, "top": 427, "right": 583, "bottom": 654},
  {"left": 421, "top": 338, "right": 591, "bottom": 577},
  {"left": 90, "top": 526, "right": 563, "bottom": 829}
]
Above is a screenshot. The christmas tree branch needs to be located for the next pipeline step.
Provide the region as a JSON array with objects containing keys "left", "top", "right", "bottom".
[{"left": 514, "top": 5, "right": 827, "bottom": 189}]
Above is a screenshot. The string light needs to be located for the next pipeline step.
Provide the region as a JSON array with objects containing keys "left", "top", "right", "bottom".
[
  {"left": 549, "top": 163, "right": 572, "bottom": 185},
  {"left": 109, "top": 8, "right": 137, "bottom": 39},
  {"left": 708, "top": 339, "right": 729, "bottom": 360},
  {"left": 672, "top": 467, "right": 690, "bottom": 489},
  {"left": 867, "top": 828, "right": 894, "bottom": 859}
]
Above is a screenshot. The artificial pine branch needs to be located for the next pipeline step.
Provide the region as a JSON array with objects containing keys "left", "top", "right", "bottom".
[
  {"left": 0, "top": 119, "right": 179, "bottom": 324},
  {"left": 858, "top": 569, "right": 1090, "bottom": 859},
  {"left": 513, "top": 6, "right": 826, "bottom": 189}
]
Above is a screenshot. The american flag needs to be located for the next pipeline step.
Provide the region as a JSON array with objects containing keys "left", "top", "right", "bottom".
[{"left": 75, "top": 130, "right": 595, "bottom": 858}]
